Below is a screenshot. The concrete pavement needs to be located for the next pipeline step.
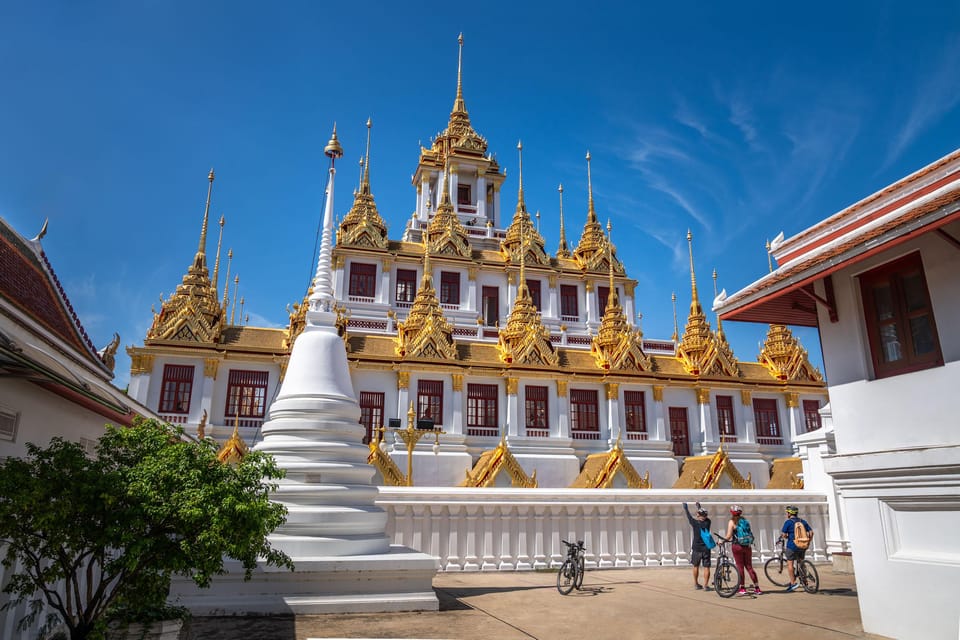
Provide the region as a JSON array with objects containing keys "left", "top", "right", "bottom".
[{"left": 180, "top": 565, "right": 888, "bottom": 639}]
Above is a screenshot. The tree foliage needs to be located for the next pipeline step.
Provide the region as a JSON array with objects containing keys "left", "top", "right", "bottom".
[{"left": 0, "top": 418, "right": 292, "bottom": 640}]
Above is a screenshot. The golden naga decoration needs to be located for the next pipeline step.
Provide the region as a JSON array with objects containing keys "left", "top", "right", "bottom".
[
  {"left": 336, "top": 119, "right": 389, "bottom": 249},
  {"left": 571, "top": 438, "right": 652, "bottom": 488},
  {"left": 767, "top": 457, "right": 804, "bottom": 490},
  {"left": 676, "top": 231, "right": 739, "bottom": 377},
  {"left": 499, "top": 141, "right": 549, "bottom": 265},
  {"left": 147, "top": 169, "right": 224, "bottom": 343},
  {"left": 497, "top": 216, "right": 559, "bottom": 367},
  {"left": 395, "top": 235, "right": 458, "bottom": 360},
  {"left": 573, "top": 152, "right": 624, "bottom": 274},
  {"left": 284, "top": 285, "right": 311, "bottom": 350},
  {"left": 217, "top": 416, "right": 249, "bottom": 465},
  {"left": 591, "top": 221, "right": 652, "bottom": 372},
  {"left": 367, "top": 425, "right": 406, "bottom": 487},
  {"left": 97, "top": 332, "right": 120, "bottom": 372},
  {"left": 460, "top": 435, "right": 538, "bottom": 488},
  {"left": 426, "top": 165, "right": 472, "bottom": 257},
  {"left": 758, "top": 324, "right": 823, "bottom": 382}
]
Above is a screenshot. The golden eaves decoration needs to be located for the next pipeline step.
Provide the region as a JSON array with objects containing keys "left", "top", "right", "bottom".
[
  {"left": 672, "top": 447, "right": 753, "bottom": 490},
  {"left": 460, "top": 436, "right": 538, "bottom": 488},
  {"left": 767, "top": 457, "right": 804, "bottom": 490},
  {"left": 758, "top": 324, "right": 823, "bottom": 382},
  {"left": 426, "top": 169, "right": 472, "bottom": 258},
  {"left": 284, "top": 286, "right": 311, "bottom": 350},
  {"left": 336, "top": 119, "right": 389, "bottom": 249},
  {"left": 571, "top": 440, "right": 652, "bottom": 488},
  {"left": 216, "top": 423, "right": 249, "bottom": 466},
  {"left": 591, "top": 240, "right": 652, "bottom": 373},
  {"left": 395, "top": 250, "right": 457, "bottom": 361}
]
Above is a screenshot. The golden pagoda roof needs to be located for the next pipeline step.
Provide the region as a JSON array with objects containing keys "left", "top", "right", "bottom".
[
  {"left": 426, "top": 168, "right": 472, "bottom": 258},
  {"left": 573, "top": 152, "right": 624, "bottom": 274},
  {"left": 395, "top": 245, "right": 457, "bottom": 360},
  {"left": 758, "top": 324, "right": 823, "bottom": 382},
  {"left": 672, "top": 447, "right": 753, "bottom": 489},
  {"left": 570, "top": 440, "right": 651, "bottom": 488},
  {"left": 337, "top": 120, "right": 389, "bottom": 249},
  {"left": 216, "top": 422, "right": 249, "bottom": 465},
  {"left": 499, "top": 142, "right": 549, "bottom": 265},
  {"left": 147, "top": 170, "right": 224, "bottom": 344},
  {"left": 767, "top": 457, "right": 804, "bottom": 489},
  {"left": 430, "top": 34, "right": 488, "bottom": 158},
  {"left": 459, "top": 437, "right": 537, "bottom": 487}
]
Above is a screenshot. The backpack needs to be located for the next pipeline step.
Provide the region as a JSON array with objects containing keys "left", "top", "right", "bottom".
[
  {"left": 793, "top": 520, "right": 811, "bottom": 549},
  {"left": 699, "top": 527, "right": 717, "bottom": 549},
  {"left": 735, "top": 518, "right": 754, "bottom": 546}
]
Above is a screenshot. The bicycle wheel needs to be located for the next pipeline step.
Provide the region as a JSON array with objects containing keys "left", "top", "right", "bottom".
[
  {"left": 800, "top": 560, "right": 819, "bottom": 593},
  {"left": 714, "top": 560, "right": 742, "bottom": 598},
  {"left": 574, "top": 554, "right": 585, "bottom": 589},
  {"left": 557, "top": 559, "right": 576, "bottom": 595},
  {"left": 764, "top": 556, "right": 790, "bottom": 587}
]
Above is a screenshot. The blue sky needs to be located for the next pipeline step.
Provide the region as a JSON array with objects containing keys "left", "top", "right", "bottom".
[{"left": 2, "top": 2, "right": 959, "bottom": 388}]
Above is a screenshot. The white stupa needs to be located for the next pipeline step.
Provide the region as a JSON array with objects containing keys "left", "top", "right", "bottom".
[{"left": 172, "top": 127, "right": 438, "bottom": 614}]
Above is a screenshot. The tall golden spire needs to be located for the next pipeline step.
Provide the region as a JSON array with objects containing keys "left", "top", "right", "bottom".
[
  {"left": 500, "top": 140, "right": 548, "bottom": 264},
  {"left": 212, "top": 214, "right": 225, "bottom": 294},
  {"left": 687, "top": 230, "right": 701, "bottom": 314},
  {"left": 438, "top": 33, "right": 487, "bottom": 154},
  {"left": 671, "top": 292, "right": 679, "bottom": 343},
  {"left": 196, "top": 168, "right": 214, "bottom": 266},
  {"left": 230, "top": 274, "right": 240, "bottom": 326},
  {"left": 556, "top": 184, "right": 571, "bottom": 258},
  {"left": 222, "top": 248, "right": 233, "bottom": 310},
  {"left": 453, "top": 32, "right": 466, "bottom": 115},
  {"left": 337, "top": 118, "right": 388, "bottom": 248},
  {"left": 574, "top": 151, "right": 621, "bottom": 273},
  {"left": 395, "top": 231, "right": 457, "bottom": 360},
  {"left": 426, "top": 163, "right": 471, "bottom": 256}
]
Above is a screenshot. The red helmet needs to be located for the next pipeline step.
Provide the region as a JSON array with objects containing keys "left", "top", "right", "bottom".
[{"left": 729, "top": 505, "right": 743, "bottom": 515}]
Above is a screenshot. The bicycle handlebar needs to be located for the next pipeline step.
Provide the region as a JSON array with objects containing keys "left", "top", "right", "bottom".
[{"left": 713, "top": 532, "right": 732, "bottom": 543}]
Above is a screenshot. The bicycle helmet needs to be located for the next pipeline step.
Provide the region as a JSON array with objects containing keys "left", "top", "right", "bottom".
[
  {"left": 696, "top": 507, "right": 708, "bottom": 516},
  {"left": 729, "top": 505, "right": 743, "bottom": 515},
  {"left": 785, "top": 505, "right": 799, "bottom": 515}
]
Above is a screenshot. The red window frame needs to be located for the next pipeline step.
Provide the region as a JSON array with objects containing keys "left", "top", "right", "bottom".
[
  {"left": 440, "top": 271, "right": 460, "bottom": 306},
  {"left": 802, "top": 400, "right": 822, "bottom": 432},
  {"left": 560, "top": 285, "right": 579, "bottom": 318},
  {"left": 624, "top": 390, "right": 647, "bottom": 440},
  {"left": 159, "top": 364, "right": 194, "bottom": 414},
  {"left": 467, "top": 384, "right": 498, "bottom": 436},
  {"left": 348, "top": 262, "right": 377, "bottom": 298},
  {"left": 859, "top": 252, "right": 943, "bottom": 379},
  {"left": 395, "top": 268, "right": 417, "bottom": 304},
  {"left": 225, "top": 369, "right": 269, "bottom": 419},
  {"left": 753, "top": 398, "right": 781, "bottom": 444},
  {"left": 482, "top": 286, "right": 499, "bottom": 326},
  {"left": 570, "top": 389, "right": 599, "bottom": 440},
  {"left": 716, "top": 395, "right": 737, "bottom": 442},
  {"left": 417, "top": 379, "right": 443, "bottom": 426},
  {"left": 669, "top": 406, "right": 690, "bottom": 457},
  {"left": 359, "top": 391, "right": 385, "bottom": 444},
  {"left": 524, "top": 385, "right": 549, "bottom": 437},
  {"left": 526, "top": 279, "right": 542, "bottom": 311},
  {"left": 457, "top": 184, "right": 471, "bottom": 205}
]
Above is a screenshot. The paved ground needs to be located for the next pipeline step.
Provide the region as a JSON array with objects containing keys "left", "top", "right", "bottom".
[{"left": 181, "top": 565, "right": 888, "bottom": 640}]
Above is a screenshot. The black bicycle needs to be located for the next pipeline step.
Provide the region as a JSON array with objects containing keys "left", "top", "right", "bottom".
[
  {"left": 712, "top": 533, "right": 742, "bottom": 598},
  {"left": 766, "top": 538, "right": 819, "bottom": 593},
  {"left": 557, "top": 539, "right": 586, "bottom": 595}
]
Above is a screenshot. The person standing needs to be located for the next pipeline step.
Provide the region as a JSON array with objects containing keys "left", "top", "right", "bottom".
[
  {"left": 781, "top": 505, "right": 814, "bottom": 592},
  {"left": 682, "top": 502, "right": 712, "bottom": 590},
  {"left": 724, "top": 505, "right": 761, "bottom": 595}
]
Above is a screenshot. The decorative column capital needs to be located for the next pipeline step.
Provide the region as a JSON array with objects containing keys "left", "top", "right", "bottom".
[
  {"left": 507, "top": 271, "right": 517, "bottom": 285},
  {"left": 785, "top": 392, "right": 800, "bottom": 408},
  {"left": 203, "top": 358, "right": 220, "bottom": 379},
  {"left": 585, "top": 281, "right": 594, "bottom": 292},
  {"left": 333, "top": 254, "right": 345, "bottom": 270},
  {"left": 548, "top": 274, "right": 558, "bottom": 287},
  {"left": 381, "top": 256, "right": 393, "bottom": 270},
  {"left": 129, "top": 353, "right": 154, "bottom": 375},
  {"left": 451, "top": 373, "right": 464, "bottom": 392},
  {"left": 467, "top": 266, "right": 478, "bottom": 281},
  {"left": 740, "top": 389, "right": 752, "bottom": 406},
  {"left": 695, "top": 387, "right": 710, "bottom": 405},
  {"left": 652, "top": 385, "right": 664, "bottom": 402},
  {"left": 624, "top": 280, "right": 636, "bottom": 296},
  {"left": 605, "top": 382, "right": 619, "bottom": 400},
  {"left": 556, "top": 379, "right": 568, "bottom": 397},
  {"left": 397, "top": 371, "right": 410, "bottom": 389},
  {"left": 506, "top": 377, "right": 518, "bottom": 395}
]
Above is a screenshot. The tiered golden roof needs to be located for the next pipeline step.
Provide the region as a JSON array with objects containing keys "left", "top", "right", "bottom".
[
  {"left": 591, "top": 221, "right": 652, "bottom": 372},
  {"left": 432, "top": 33, "right": 488, "bottom": 157},
  {"left": 758, "top": 324, "right": 823, "bottom": 382},
  {"left": 459, "top": 436, "right": 537, "bottom": 488},
  {"left": 216, "top": 420, "right": 249, "bottom": 465},
  {"left": 570, "top": 439, "right": 652, "bottom": 488},
  {"left": 573, "top": 152, "right": 624, "bottom": 274},
  {"left": 425, "top": 167, "right": 472, "bottom": 257},
  {"left": 676, "top": 231, "right": 739, "bottom": 377},
  {"left": 147, "top": 169, "right": 224, "bottom": 343},
  {"left": 499, "top": 141, "right": 549, "bottom": 265},
  {"left": 337, "top": 120, "right": 388, "bottom": 249},
  {"left": 395, "top": 241, "right": 457, "bottom": 360}
]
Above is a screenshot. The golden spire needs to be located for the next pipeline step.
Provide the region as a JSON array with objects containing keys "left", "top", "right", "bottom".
[
  {"left": 212, "top": 214, "right": 225, "bottom": 294},
  {"left": 146, "top": 169, "right": 223, "bottom": 343},
  {"left": 671, "top": 292, "right": 679, "bottom": 343},
  {"left": 426, "top": 163, "right": 471, "bottom": 256},
  {"left": 556, "top": 184, "right": 571, "bottom": 258},
  {"left": 687, "top": 230, "right": 701, "bottom": 314},
  {"left": 712, "top": 268, "right": 737, "bottom": 364},
  {"left": 454, "top": 32, "right": 465, "bottom": 115},
  {"left": 337, "top": 118, "right": 388, "bottom": 248},
  {"left": 758, "top": 324, "right": 823, "bottom": 382},
  {"left": 394, "top": 231, "right": 457, "bottom": 360},
  {"left": 222, "top": 248, "right": 232, "bottom": 310},
  {"left": 438, "top": 33, "right": 487, "bottom": 154},
  {"left": 500, "top": 140, "right": 548, "bottom": 264},
  {"left": 574, "top": 151, "right": 621, "bottom": 273},
  {"left": 587, "top": 151, "right": 596, "bottom": 222},
  {"left": 230, "top": 274, "right": 239, "bottom": 326},
  {"left": 217, "top": 414, "right": 249, "bottom": 465},
  {"left": 712, "top": 268, "right": 724, "bottom": 338}
]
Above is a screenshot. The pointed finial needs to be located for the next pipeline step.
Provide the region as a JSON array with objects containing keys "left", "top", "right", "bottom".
[
  {"left": 557, "top": 184, "right": 570, "bottom": 257},
  {"left": 213, "top": 214, "right": 226, "bottom": 292},
  {"left": 325, "top": 122, "right": 344, "bottom": 161},
  {"left": 357, "top": 157, "right": 364, "bottom": 190},
  {"left": 408, "top": 400, "right": 416, "bottom": 427},
  {"left": 517, "top": 140, "right": 524, "bottom": 204},
  {"left": 362, "top": 117, "right": 372, "bottom": 191},
  {"left": 535, "top": 210, "right": 540, "bottom": 232},
  {"left": 671, "top": 291, "right": 679, "bottom": 342},
  {"left": 222, "top": 248, "right": 233, "bottom": 310},
  {"left": 607, "top": 219, "right": 615, "bottom": 301},
  {"left": 687, "top": 229, "right": 699, "bottom": 304},
  {"left": 586, "top": 151, "right": 596, "bottom": 221},
  {"left": 31, "top": 218, "right": 48, "bottom": 242},
  {"left": 452, "top": 33, "right": 467, "bottom": 114},
  {"left": 713, "top": 268, "right": 724, "bottom": 332},
  {"left": 230, "top": 274, "right": 240, "bottom": 325},
  {"left": 766, "top": 239, "right": 773, "bottom": 273},
  {"left": 198, "top": 167, "right": 215, "bottom": 255},
  {"left": 208, "top": 168, "right": 215, "bottom": 182}
]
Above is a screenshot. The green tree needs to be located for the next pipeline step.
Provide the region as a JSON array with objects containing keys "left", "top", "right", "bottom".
[{"left": 0, "top": 418, "right": 292, "bottom": 640}]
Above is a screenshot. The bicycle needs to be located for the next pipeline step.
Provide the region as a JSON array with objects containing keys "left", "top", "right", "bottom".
[
  {"left": 711, "top": 533, "right": 743, "bottom": 598},
  {"left": 556, "top": 539, "right": 586, "bottom": 595},
  {"left": 766, "top": 538, "right": 819, "bottom": 593}
]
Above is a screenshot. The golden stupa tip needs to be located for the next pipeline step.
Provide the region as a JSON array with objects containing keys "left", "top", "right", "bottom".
[
  {"left": 208, "top": 168, "right": 215, "bottom": 181},
  {"left": 325, "top": 124, "right": 344, "bottom": 159}
]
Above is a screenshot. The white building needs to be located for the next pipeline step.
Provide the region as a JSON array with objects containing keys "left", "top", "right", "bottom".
[{"left": 718, "top": 148, "right": 960, "bottom": 640}]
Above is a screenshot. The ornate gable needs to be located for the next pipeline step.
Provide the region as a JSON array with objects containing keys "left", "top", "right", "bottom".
[
  {"left": 426, "top": 168, "right": 471, "bottom": 258},
  {"left": 395, "top": 247, "right": 457, "bottom": 361},
  {"left": 460, "top": 437, "right": 537, "bottom": 488},
  {"left": 758, "top": 324, "right": 823, "bottom": 382},
  {"left": 571, "top": 440, "right": 651, "bottom": 488}
]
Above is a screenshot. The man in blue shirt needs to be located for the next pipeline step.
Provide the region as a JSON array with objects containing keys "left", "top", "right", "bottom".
[
  {"left": 780, "top": 505, "right": 814, "bottom": 592},
  {"left": 682, "top": 502, "right": 712, "bottom": 590}
]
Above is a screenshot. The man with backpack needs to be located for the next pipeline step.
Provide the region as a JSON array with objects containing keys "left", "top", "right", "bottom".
[
  {"left": 724, "top": 505, "right": 761, "bottom": 595},
  {"left": 781, "top": 505, "right": 814, "bottom": 592},
  {"left": 682, "top": 502, "right": 712, "bottom": 590}
]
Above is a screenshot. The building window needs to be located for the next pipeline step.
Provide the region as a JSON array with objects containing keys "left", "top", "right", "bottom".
[
  {"left": 669, "top": 406, "right": 690, "bottom": 457},
  {"left": 753, "top": 398, "right": 781, "bottom": 445},
  {"left": 225, "top": 370, "right": 269, "bottom": 422},
  {"left": 560, "top": 285, "right": 579, "bottom": 319},
  {"left": 570, "top": 389, "right": 599, "bottom": 440},
  {"left": 624, "top": 391, "right": 647, "bottom": 440},
  {"left": 417, "top": 379, "right": 443, "bottom": 426},
  {"left": 359, "top": 391, "right": 385, "bottom": 444},
  {"left": 482, "top": 286, "right": 499, "bottom": 326},
  {"left": 467, "top": 384, "right": 498, "bottom": 436},
  {"left": 860, "top": 252, "right": 943, "bottom": 379},
  {"left": 395, "top": 269, "right": 417, "bottom": 304},
  {"left": 802, "top": 400, "right": 822, "bottom": 432},
  {"left": 0, "top": 404, "right": 19, "bottom": 442},
  {"left": 440, "top": 271, "right": 460, "bottom": 306},
  {"left": 159, "top": 364, "right": 194, "bottom": 414},
  {"left": 524, "top": 385, "right": 549, "bottom": 437},
  {"left": 716, "top": 395, "right": 737, "bottom": 443},
  {"left": 526, "top": 279, "right": 542, "bottom": 311},
  {"left": 348, "top": 262, "right": 377, "bottom": 299},
  {"left": 457, "top": 184, "right": 471, "bottom": 205}
]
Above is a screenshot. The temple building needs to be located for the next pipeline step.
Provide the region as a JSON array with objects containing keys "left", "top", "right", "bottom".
[{"left": 125, "top": 36, "right": 827, "bottom": 489}]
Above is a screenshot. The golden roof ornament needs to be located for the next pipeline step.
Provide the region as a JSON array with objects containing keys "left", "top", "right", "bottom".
[
  {"left": 217, "top": 416, "right": 249, "bottom": 465},
  {"left": 556, "top": 184, "right": 571, "bottom": 258},
  {"left": 425, "top": 164, "right": 471, "bottom": 257},
  {"left": 395, "top": 233, "right": 458, "bottom": 360},
  {"left": 147, "top": 169, "right": 224, "bottom": 343},
  {"left": 712, "top": 268, "right": 738, "bottom": 366},
  {"left": 460, "top": 435, "right": 538, "bottom": 488},
  {"left": 433, "top": 33, "right": 488, "bottom": 156},
  {"left": 758, "top": 323, "right": 823, "bottom": 382},
  {"left": 571, "top": 438, "right": 652, "bottom": 488},
  {"left": 573, "top": 151, "right": 624, "bottom": 274},
  {"left": 499, "top": 141, "right": 549, "bottom": 265},
  {"left": 676, "top": 231, "right": 739, "bottom": 377},
  {"left": 284, "top": 284, "right": 312, "bottom": 350},
  {"left": 497, "top": 218, "right": 559, "bottom": 367},
  {"left": 336, "top": 118, "right": 389, "bottom": 249},
  {"left": 591, "top": 221, "right": 652, "bottom": 372}
]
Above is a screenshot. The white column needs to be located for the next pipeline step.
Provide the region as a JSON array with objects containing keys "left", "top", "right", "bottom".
[
  {"left": 547, "top": 279, "right": 559, "bottom": 320},
  {"left": 398, "top": 374, "right": 410, "bottom": 427},
  {"left": 379, "top": 262, "right": 391, "bottom": 304},
  {"left": 476, "top": 174, "right": 487, "bottom": 220},
  {"left": 466, "top": 272, "right": 477, "bottom": 313},
  {"left": 624, "top": 292, "right": 636, "bottom": 327},
  {"left": 449, "top": 165, "right": 460, "bottom": 215},
  {"left": 506, "top": 379, "right": 519, "bottom": 437},
  {"left": 652, "top": 387, "right": 666, "bottom": 441},
  {"left": 556, "top": 383, "right": 570, "bottom": 438},
  {"left": 606, "top": 383, "right": 620, "bottom": 444},
  {"left": 741, "top": 391, "right": 757, "bottom": 444},
  {"left": 697, "top": 391, "right": 715, "bottom": 454},
  {"left": 585, "top": 283, "right": 597, "bottom": 325},
  {"left": 493, "top": 185, "right": 501, "bottom": 227},
  {"left": 450, "top": 375, "right": 464, "bottom": 436}
]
